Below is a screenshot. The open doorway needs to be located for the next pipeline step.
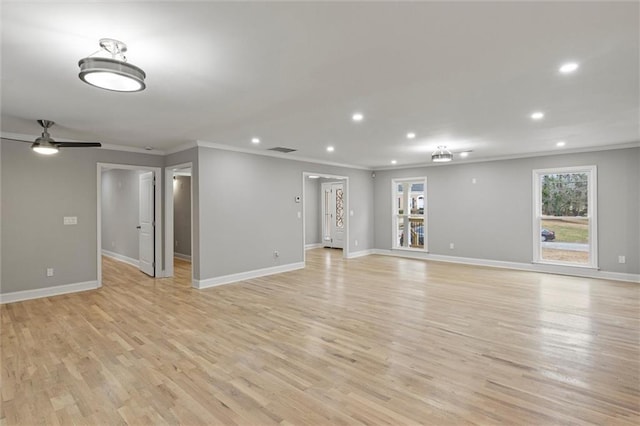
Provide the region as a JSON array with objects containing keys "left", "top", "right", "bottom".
[
  {"left": 164, "top": 163, "right": 193, "bottom": 285},
  {"left": 96, "top": 163, "right": 162, "bottom": 286},
  {"left": 302, "top": 172, "right": 349, "bottom": 263}
]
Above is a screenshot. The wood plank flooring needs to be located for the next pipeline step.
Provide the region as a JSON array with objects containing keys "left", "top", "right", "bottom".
[{"left": 1, "top": 249, "right": 639, "bottom": 425}]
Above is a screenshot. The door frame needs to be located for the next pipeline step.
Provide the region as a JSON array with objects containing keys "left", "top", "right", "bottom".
[
  {"left": 96, "top": 163, "right": 163, "bottom": 286},
  {"left": 321, "top": 181, "right": 346, "bottom": 249},
  {"left": 164, "top": 162, "right": 194, "bottom": 282},
  {"left": 302, "top": 172, "right": 349, "bottom": 263}
]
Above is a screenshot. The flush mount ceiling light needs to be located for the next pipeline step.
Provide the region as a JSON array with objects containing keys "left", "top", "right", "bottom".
[
  {"left": 432, "top": 146, "right": 453, "bottom": 162},
  {"left": 78, "top": 38, "right": 146, "bottom": 92},
  {"left": 531, "top": 111, "right": 545, "bottom": 120},
  {"left": 352, "top": 113, "right": 364, "bottom": 122}
]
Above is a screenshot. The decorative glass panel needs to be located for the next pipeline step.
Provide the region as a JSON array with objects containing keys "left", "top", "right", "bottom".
[{"left": 335, "top": 188, "right": 344, "bottom": 228}]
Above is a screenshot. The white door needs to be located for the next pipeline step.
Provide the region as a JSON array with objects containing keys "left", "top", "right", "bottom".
[
  {"left": 321, "top": 182, "right": 345, "bottom": 249},
  {"left": 138, "top": 172, "right": 155, "bottom": 276}
]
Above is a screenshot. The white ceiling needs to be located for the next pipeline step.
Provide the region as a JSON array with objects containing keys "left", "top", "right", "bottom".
[{"left": 1, "top": 1, "right": 638, "bottom": 168}]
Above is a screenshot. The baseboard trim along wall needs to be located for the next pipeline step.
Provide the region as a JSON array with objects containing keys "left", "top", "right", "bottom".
[
  {"left": 193, "top": 262, "right": 305, "bottom": 289},
  {"left": 101, "top": 249, "right": 140, "bottom": 268},
  {"left": 305, "top": 243, "right": 323, "bottom": 250},
  {"left": 174, "top": 252, "right": 192, "bottom": 261},
  {"left": 0, "top": 280, "right": 100, "bottom": 304},
  {"left": 371, "top": 249, "right": 640, "bottom": 283},
  {"left": 346, "top": 249, "right": 374, "bottom": 259}
]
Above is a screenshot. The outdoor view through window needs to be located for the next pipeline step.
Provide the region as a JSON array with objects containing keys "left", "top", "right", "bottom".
[{"left": 535, "top": 167, "right": 596, "bottom": 267}]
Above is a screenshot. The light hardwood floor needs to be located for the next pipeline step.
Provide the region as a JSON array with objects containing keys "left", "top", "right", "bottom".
[{"left": 1, "top": 249, "right": 639, "bottom": 425}]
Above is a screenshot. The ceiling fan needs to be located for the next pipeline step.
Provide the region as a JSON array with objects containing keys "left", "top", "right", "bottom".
[{"left": 3, "top": 120, "right": 102, "bottom": 155}]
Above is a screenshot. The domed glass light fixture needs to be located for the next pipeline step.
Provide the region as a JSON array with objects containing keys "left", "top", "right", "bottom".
[
  {"left": 78, "top": 39, "right": 146, "bottom": 92},
  {"left": 432, "top": 145, "right": 453, "bottom": 162}
]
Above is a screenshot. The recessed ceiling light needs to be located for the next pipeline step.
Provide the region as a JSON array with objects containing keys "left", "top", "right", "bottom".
[
  {"left": 326, "top": 146, "right": 335, "bottom": 152},
  {"left": 460, "top": 152, "right": 469, "bottom": 158},
  {"left": 251, "top": 138, "right": 260, "bottom": 144},
  {"left": 391, "top": 160, "right": 397, "bottom": 164},
  {"left": 531, "top": 111, "right": 545, "bottom": 120},
  {"left": 556, "top": 141, "right": 566, "bottom": 147},
  {"left": 352, "top": 113, "right": 364, "bottom": 122},
  {"left": 559, "top": 62, "right": 579, "bottom": 74},
  {"left": 406, "top": 132, "right": 416, "bottom": 139}
]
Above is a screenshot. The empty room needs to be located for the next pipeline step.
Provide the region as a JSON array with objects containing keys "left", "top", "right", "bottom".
[{"left": 1, "top": 1, "right": 638, "bottom": 425}]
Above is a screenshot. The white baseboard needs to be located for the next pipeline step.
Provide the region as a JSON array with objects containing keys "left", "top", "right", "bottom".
[
  {"left": 174, "top": 252, "right": 192, "bottom": 261},
  {"left": 102, "top": 249, "right": 140, "bottom": 268},
  {"left": 346, "top": 249, "right": 374, "bottom": 259},
  {"left": 0, "top": 280, "right": 99, "bottom": 304},
  {"left": 193, "top": 262, "right": 305, "bottom": 290},
  {"left": 371, "top": 249, "right": 640, "bottom": 283},
  {"left": 305, "top": 243, "right": 323, "bottom": 250}
]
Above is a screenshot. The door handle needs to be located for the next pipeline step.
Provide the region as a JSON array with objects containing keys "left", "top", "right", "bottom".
[{"left": 136, "top": 226, "right": 141, "bottom": 229}]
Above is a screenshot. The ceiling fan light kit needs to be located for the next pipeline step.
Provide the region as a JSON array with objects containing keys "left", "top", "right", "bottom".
[
  {"left": 4, "top": 119, "right": 102, "bottom": 155},
  {"left": 431, "top": 145, "right": 453, "bottom": 162},
  {"left": 78, "top": 38, "right": 146, "bottom": 92},
  {"left": 32, "top": 142, "right": 59, "bottom": 155}
]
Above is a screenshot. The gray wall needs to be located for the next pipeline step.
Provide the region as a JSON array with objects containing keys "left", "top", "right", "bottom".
[
  {"left": 304, "top": 177, "right": 320, "bottom": 245},
  {"left": 101, "top": 169, "right": 140, "bottom": 260},
  {"left": 173, "top": 176, "right": 191, "bottom": 256},
  {"left": 1, "top": 139, "right": 164, "bottom": 293},
  {"left": 197, "top": 146, "right": 374, "bottom": 281},
  {"left": 2, "top": 137, "right": 636, "bottom": 297},
  {"left": 373, "top": 147, "right": 640, "bottom": 274}
]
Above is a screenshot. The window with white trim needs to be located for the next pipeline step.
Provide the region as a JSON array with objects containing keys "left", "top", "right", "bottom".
[
  {"left": 533, "top": 166, "right": 597, "bottom": 268},
  {"left": 392, "top": 177, "right": 427, "bottom": 251}
]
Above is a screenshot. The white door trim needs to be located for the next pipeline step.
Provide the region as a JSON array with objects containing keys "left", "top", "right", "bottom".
[
  {"left": 164, "top": 162, "right": 193, "bottom": 281},
  {"left": 302, "top": 172, "right": 349, "bottom": 264},
  {"left": 96, "top": 163, "right": 163, "bottom": 286}
]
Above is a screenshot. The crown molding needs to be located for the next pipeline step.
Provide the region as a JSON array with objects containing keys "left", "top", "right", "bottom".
[
  {"left": 195, "top": 140, "right": 371, "bottom": 170},
  {"left": 374, "top": 141, "right": 640, "bottom": 171},
  {"left": 100, "top": 143, "right": 165, "bottom": 156},
  {"left": 165, "top": 140, "right": 198, "bottom": 155}
]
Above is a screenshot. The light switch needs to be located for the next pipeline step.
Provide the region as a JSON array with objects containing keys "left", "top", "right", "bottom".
[{"left": 64, "top": 216, "right": 77, "bottom": 225}]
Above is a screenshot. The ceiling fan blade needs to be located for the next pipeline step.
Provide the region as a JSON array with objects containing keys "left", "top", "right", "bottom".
[
  {"left": 1, "top": 137, "right": 34, "bottom": 144},
  {"left": 55, "top": 142, "right": 102, "bottom": 148}
]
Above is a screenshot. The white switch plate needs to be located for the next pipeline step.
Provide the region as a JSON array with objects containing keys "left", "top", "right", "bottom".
[
  {"left": 618, "top": 255, "right": 626, "bottom": 264},
  {"left": 63, "top": 216, "right": 77, "bottom": 225},
  {"left": 449, "top": 243, "right": 455, "bottom": 249},
  {"left": 46, "top": 268, "right": 54, "bottom": 277}
]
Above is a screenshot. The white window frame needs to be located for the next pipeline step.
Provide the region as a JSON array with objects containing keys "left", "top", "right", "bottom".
[
  {"left": 392, "top": 177, "right": 427, "bottom": 252},
  {"left": 532, "top": 165, "right": 598, "bottom": 269}
]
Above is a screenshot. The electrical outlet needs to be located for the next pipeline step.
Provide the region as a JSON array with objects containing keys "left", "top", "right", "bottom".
[
  {"left": 355, "top": 239, "right": 359, "bottom": 247},
  {"left": 618, "top": 255, "right": 626, "bottom": 264},
  {"left": 274, "top": 250, "right": 279, "bottom": 258},
  {"left": 449, "top": 243, "right": 455, "bottom": 249},
  {"left": 63, "top": 216, "right": 77, "bottom": 225},
  {"left": 175, "top": 240, "right": 178, "bottom": 248},
  {"left": 46, "top": 268, "right": 54, "bottom": 277}
]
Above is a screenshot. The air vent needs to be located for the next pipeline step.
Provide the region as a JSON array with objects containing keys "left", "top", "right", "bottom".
[{"left": 268, "top": 147, "right": 297, "bottom": 153}]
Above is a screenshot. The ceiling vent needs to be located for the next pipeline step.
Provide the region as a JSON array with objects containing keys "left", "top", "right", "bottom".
[{"left": 268, "top": 147, "right": 297, "bottom": 153}]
